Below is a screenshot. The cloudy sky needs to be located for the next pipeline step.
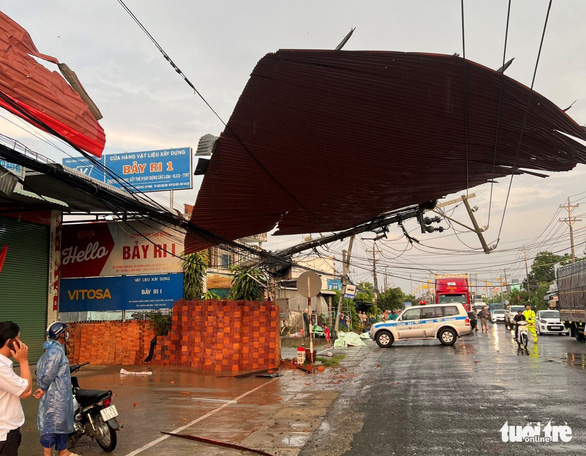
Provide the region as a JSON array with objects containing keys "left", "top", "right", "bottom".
[{"left": 2, "top": 0, "right": 586, "bottom": 295}]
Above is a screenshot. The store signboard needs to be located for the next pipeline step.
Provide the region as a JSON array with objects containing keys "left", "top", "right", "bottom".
[
  {"left": 62, "top": 147, "right": 192, "bottom": 192},
  {"left": 59, "top": 273, "right": 183, "bottom": 311},
  {"left": 61, "top": 220, "right": 184, "bottom": 278},
  {"left": 105, "top": 147, "right": 192, "bottom": 192}
]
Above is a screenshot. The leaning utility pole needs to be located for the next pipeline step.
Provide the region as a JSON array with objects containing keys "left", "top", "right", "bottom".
[
  {"left": 560, "top": 197, "right": 581, "bottom": 263},
  {"left": 334, "top": 235, "right": 355, "bottom": 334},
  {"left": 366, "top": 242, "right": 382, "bottom": 305}
]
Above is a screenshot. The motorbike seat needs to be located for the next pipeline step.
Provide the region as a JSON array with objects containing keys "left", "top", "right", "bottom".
[{"left": 75, "top": 388, "right": 112, "bottom": 407}]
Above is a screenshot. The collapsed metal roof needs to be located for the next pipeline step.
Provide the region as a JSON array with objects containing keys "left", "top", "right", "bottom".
[
  {"left": 0, "top": 11, "right": 105, "bottom": 157},
  {"left": 186, "top": 49, "right": 586, "bottom": 253}
]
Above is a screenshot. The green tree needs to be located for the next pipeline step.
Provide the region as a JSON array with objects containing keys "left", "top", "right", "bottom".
[
  {"left": 355, "top": 282, "right": 374, "bottom": 303},
  {"left": 522, "top": 251, "right": 572, "bottom": 310},
  {"left": 228, "top": 265, "right": 267, "bottom": 301},
  {"left": 378, "top": 287, "right": 409, "bottom": 311},
  {"left": 181, "top": 251, "right": 209, "bottom": 300}
]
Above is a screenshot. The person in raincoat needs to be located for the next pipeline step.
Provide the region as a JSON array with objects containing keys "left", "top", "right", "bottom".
[
  {"left": 523, "top": 304, "right": 538, "bottom": 343},
  {"left": 33, "top": 322, "right": 79, "bottom": 456}
]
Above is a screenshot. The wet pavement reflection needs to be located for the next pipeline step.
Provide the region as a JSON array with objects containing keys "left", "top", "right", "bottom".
[{"left": 16, "top": 323, "right": 586, "bottom": 456}]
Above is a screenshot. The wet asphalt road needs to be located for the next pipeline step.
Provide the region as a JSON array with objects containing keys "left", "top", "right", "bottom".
[
  {"left": 16, "top": 323, "right": 586, "bottom": 456},
  {"left": 302, "top": 323, "right": 586, "bottom": 456}
]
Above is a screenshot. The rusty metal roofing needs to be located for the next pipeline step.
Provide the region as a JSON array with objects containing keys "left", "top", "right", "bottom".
[{"left": 185, "top": 49, "right": 586, "bottom": 253}]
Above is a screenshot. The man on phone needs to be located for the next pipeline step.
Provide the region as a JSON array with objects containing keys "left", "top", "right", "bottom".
[{"left": 0, "top": 321, "right": 33, "bottom": 456}]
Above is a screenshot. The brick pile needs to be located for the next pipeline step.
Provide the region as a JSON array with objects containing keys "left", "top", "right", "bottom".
[
  {"left": 66, "top": 300, "right": 281, "bottom": 373},
  {"left": 67, "top": 320, "right": 154, "bottom": 365},
  {"left": 152, "top": 299, "right": 281, "bottom": 372}
]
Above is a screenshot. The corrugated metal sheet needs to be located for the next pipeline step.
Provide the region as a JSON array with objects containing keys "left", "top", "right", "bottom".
[
  {"left": 186, "top": 50, "right": 586, "bottom": 253},
  {"left": 0, "top": 12, "right": 105, "bottom": 157}
]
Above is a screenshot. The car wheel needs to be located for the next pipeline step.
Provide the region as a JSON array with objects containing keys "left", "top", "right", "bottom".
[
  {"left": 375, "top": 331, "right": 394, "bottom": 348},
  {"left": 438, "top": 328, "right": 457, "bottom": 346}
]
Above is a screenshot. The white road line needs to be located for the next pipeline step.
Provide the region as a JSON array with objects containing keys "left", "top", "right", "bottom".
[
  {"left": 124, "top": 377, "right": 280, "bottom": 456},
  {"left": 191, "top": 397, "right": 238, "bottom": 404}
]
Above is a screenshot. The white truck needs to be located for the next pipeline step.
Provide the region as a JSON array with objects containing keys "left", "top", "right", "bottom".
[{"left": 557, "top": 260, "right": 586, "bottom": 342}]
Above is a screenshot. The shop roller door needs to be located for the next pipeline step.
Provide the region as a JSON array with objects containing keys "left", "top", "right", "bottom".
[{"left": 0, "top": 215, "right": 49, "bottom": 362}]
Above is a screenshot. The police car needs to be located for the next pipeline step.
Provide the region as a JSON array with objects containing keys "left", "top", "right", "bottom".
[{"left": 369, "top": 303, "right": 472, "bottom": 347}]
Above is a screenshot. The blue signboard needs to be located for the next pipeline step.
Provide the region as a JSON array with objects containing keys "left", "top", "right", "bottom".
[
  {"left": 105, "top": 147, "right": 192, "bottom": 192},
  {"left": 62, "top": 147, "right": 192, "bottom": 192},
  {"left": 62, "top": 156, "right": 105, "bottom": 181},
  {"left": 60, "top": 273, "right": 183, "bottom": 312},
  {"left": 0, "top": 159, "right": 23, "bottom": 176},
  {"left": 327, "top": 279, "right": 342, "bottom": 291}
]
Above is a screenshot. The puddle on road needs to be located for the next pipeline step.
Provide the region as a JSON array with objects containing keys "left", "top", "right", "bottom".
[{"left": 561, "top": 352, "right": 586, "bottom": 370}]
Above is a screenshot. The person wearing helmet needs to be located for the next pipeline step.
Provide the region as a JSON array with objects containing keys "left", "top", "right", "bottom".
[
  {"left": 512, "top": 308, "right": 526, "bottom": 343},
  {"left": 33, "top": 322, "right": 79, "bottom": 456}
]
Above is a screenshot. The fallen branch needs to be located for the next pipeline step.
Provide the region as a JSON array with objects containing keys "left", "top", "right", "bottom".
[{"left": 161, "top": 432, "right": 273, "bottom": 456}]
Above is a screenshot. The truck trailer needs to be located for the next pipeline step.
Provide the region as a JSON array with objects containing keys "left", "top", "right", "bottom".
[
  {"left": 434, "top": 274, "right": 471, "bottom": 311},
  {"left": 557, "top": 259, "right": 586, "bottom": 342}
]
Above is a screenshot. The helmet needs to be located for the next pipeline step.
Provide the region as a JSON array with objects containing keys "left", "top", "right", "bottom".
[
  {"left": 517, "top": 309, "right": 523, "bottom": 313},
  {"left": 47, "top": 322, "right": 68, "bottom": 340},
  {"left": 419, "top": 300, "right": 426, "bottom": 305}
]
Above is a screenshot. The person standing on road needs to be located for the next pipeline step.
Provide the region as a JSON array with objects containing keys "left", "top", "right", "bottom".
[
  {"left": 467, "top": 309, "right": 478, "bottom": 333},
  {"left": 302, "top": 309, "right": 310, "bottom": 336},
  {"left": 0, "top": 321, "right": 33, "bottom": 456},
  {"left": 33, "top": 322, "right": 79, "bottom": 456},
  {"left": 478, "top": 306, "right": 490, "bottom": 332},
  {"left": 523, "top": 304, "right": 538, "bottom": 343}
]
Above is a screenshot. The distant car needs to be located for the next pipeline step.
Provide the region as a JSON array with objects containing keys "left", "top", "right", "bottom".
[
  {"left": 536, "top": 310, "right": 569, "bottom": 336},
  {"left": 369, "top": 303, "right": 472, "bottom": 347},
  {"left": 491, "top": 309, "right": 505, "bottom": 323},
  {"left": 504, "top": 305, "right": 525, "bottom": 330}
]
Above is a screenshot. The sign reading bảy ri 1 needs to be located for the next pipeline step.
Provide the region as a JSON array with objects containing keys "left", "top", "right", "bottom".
[{"left": 62, "top": 147, "right": 192, "bottom": 192}]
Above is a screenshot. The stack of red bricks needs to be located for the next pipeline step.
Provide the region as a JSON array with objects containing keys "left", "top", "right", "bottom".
[
  {"left": 152, "top": 299, "right": 280, "bottom": 372},
  {"left": 67, "top": 321, "right": 155, "bottom": 365}
]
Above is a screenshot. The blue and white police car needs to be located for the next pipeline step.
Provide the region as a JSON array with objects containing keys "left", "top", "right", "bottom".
[{"left": 369, "top": 303, "right": 472, "bottom": 347}]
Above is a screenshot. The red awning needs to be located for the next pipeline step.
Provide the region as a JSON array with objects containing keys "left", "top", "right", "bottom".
[
  {"left": 0, "top": 11, "right": 105, "bottom": 157},
  {"left": 186, "top": 50, "right": 586, "bottom": 253}
]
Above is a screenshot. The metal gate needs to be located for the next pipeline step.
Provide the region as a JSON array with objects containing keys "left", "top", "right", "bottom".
[{"left": 0, "top": 215, "right": 49, "bottom": 362}]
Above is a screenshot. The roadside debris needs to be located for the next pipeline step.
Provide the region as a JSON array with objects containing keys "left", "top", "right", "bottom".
[
  {"left": 162, "top": 431, "right": 274, "bottom": 456},
  {"left": 120, "top": 368, "right": 152, "bottom": 376},
  {"left": 333, "top": 332, "right": 366, "bottom": 348}
]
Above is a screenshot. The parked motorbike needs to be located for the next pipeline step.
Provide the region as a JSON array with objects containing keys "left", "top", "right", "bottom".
[{"left": 69, "top": 362, "right": 119, "bottom": 452}]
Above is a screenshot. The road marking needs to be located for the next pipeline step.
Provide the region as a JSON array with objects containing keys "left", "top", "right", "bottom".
[
  {"left": 124, "top": 377, "right": 280, "bottom": 456},
  {"left": 191, "top": 397, "right": 238, "bottom": 404}
]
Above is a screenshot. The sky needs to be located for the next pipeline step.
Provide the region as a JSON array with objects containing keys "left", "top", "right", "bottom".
[{"left": 2, "top": 0, "right": 586, "bottom": 297}]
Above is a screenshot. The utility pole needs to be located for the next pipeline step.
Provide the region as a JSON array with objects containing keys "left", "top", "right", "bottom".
[
  {"left": 334, "top": 235, "right": 354, "bottom": 334},
  {"left": 560, "top": 197, "right": 581, "bottom": 263},
  {"left": 523, "top": 246, "right": 531, "bottom": 300},
  {"left": 366, "top": 242, "right": 382, "bottom": 305}
]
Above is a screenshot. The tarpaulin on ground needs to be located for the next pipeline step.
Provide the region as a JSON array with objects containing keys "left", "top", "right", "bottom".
[{"left": 334, "top": 331, "right": 366, "bottom": 348}]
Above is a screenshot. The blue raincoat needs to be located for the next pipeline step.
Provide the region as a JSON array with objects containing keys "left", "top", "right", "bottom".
[{"left": 36, "top": 339, "right": 74, "bottom": 435}]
